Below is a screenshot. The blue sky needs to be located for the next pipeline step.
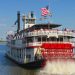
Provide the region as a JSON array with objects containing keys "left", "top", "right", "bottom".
[{"left": 0, "top": 0, "right": 75, "bottom": 40}]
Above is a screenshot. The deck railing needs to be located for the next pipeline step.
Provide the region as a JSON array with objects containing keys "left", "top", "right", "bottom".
[{"left": 25, "top": 30, "right": 75, "bottom": 37}]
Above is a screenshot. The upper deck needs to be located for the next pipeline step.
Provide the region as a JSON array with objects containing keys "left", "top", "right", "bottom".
[{"left": 14, "top": 27, "right": 75, "bottom": 39}]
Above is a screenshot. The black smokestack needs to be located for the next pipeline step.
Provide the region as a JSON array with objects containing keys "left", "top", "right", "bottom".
[
  {"left": 17, "top": 11, "right": 20, "bottom": 33},
  {"left": 31, "top": 11, "right": 34, "bottom": 18}
]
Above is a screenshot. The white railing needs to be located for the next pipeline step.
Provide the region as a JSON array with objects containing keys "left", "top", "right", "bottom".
[
  {"left": 25, "top": 30, "right": 75, "bottom": 37},
  {"left": 27, "top": 42, "right": 42, "bottom": 47}
]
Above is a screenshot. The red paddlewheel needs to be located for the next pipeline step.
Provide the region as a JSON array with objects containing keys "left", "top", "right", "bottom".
[{"left": 41, "top": 43, "right": 74, "bottom": 60}]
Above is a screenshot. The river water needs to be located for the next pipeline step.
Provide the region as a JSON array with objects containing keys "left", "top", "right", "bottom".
[{"left": 0, "top": 42, "right": 75, "bottom": 75}]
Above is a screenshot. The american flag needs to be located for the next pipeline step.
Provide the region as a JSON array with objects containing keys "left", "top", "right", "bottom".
[{"left": 41, "top": 6, "right": 49, "bottom": 16}]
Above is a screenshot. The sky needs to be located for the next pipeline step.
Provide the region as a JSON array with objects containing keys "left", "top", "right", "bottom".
[{"left": 0, "top": 0, "right": 75, "bottom": 40}]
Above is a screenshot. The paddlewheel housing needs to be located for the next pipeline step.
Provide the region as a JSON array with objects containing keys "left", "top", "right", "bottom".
[{"left": 41, "top": 43, "right": 74, "bottom": 59}]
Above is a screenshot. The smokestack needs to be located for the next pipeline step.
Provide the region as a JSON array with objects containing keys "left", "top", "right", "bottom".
[
  {"left": 31, "top": 11, "right": 34, "bottom": 18},
  {"left": 17, "top": 11, "right": 20, "bottom": 33},
  {"left": 22, "top": 15, "right": 26, "bottom": 29}
]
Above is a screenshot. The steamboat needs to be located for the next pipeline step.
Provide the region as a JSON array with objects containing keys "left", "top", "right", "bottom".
[{"left": 6, "top": 11, "right": 75, "bottom": 69}]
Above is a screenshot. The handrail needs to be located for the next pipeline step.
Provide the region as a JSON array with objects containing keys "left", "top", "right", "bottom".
[{"left": 26, "top": 29, "right": 75, "bottom": 37}]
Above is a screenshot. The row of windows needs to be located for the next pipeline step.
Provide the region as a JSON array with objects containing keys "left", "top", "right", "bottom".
[
  {"left": 12, "top": 36, "right": 69, "bottom": 45},
  {"left": 38, "top": 37, "right": 64, "bottom": 42},
  {"left": 22, "top": 36, "right": 69, "bottom": 43}
]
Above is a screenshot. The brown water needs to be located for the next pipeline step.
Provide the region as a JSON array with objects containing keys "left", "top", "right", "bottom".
[{"left": 0, "top": 44, "right": 75, "bottom": 75}]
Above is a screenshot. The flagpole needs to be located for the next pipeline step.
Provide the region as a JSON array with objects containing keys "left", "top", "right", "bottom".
[{"left": 48, "top": 0, "right": 52, "bottom": 29}]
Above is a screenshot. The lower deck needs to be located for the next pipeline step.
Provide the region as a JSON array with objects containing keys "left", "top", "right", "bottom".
[{"left": 7, "top": 42, "right": 75, "bottom": 64}]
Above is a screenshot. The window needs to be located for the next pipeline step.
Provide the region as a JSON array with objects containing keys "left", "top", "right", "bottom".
[
  {"left": 37, "top": 37, "right": 41, "bottom": 42},
  {"left": 57, "top": 37, "right": 63, "bottom": 42},
  {"left": 11, "top": 40, "right": 15, "bottom": 45},
  {"left": 27, "top": 37, "right": 33, "bottom": 43},
  {"left": 50, "top": 37, "right": 56, "bottom": 41},
  {"left": 26, "top": 55, "right": 31, "bottom": 61},
  {"left": 26, "top": 55, "right": 31, "bottom": 58},
  {"left": 22, "top": 38, "right": 26, "bottom": 43},
  {"left": 42, "top": 37, "right": 46, "bottom": 42},
  {"left": 60, "top": 37, "right": 63, "bottom": 41}
]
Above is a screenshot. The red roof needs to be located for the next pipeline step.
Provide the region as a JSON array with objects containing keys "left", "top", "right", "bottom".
[{"left": 41, "top": 43, "right": 73, "bottom": 49}]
